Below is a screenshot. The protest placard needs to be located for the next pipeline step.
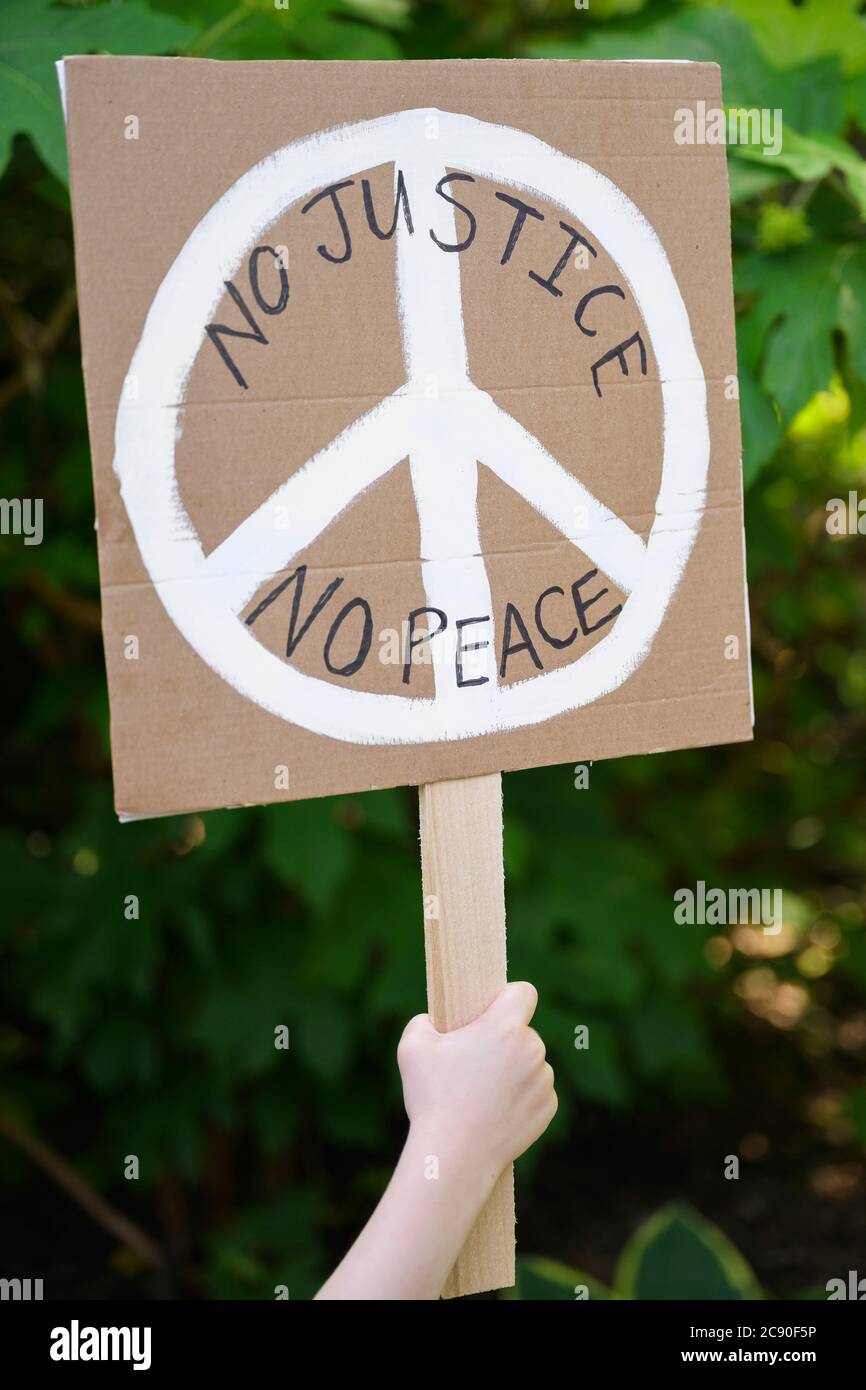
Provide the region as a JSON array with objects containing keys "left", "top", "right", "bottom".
[{"left": 61, "top": 56, "right": 752, "bottom": 1294}]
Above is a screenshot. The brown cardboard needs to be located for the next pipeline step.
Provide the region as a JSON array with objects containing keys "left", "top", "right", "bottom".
[{"left": 60, "top": 57, "right": 752, "bottom": 818}]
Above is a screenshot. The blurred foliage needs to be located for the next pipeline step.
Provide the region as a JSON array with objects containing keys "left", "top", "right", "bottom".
[
  {"left": 513, "top": 1203, "right": 763, "bottom": 1299},
  {"left": 2, "top": 0, "right": 866, "bottom": 1300}
]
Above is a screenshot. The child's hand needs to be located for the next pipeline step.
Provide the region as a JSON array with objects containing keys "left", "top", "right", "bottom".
[
  {"left": 317, "top": 983, "right": 555, "bottom": 1299},
  {"left": 397, "top": 982, "right": 557, "bottom": 1177}
]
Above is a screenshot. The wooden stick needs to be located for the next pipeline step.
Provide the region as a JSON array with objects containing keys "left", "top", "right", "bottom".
[{"left": 418, "top": 771, "right": 515, "bottom": 1299}]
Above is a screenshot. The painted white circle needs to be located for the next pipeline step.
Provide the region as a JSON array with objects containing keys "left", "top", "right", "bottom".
[{"left": 114, "top": 108, "right": 708, "bottom": 745}]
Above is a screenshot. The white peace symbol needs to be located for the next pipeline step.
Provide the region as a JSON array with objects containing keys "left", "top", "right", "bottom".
[{"left": 114, "top": 108, "right": 708, "bottom": 745}]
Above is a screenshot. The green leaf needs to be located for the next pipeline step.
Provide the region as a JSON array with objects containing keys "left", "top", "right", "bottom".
[
  {"left": 296, "top": 16, "right": 402, "bottom": 60},
  {"left": 847, "top": 69, "right": 866, "bottom": 130},
  {"left": 615, "top": 1204, "right": 764, "bottom": 1300},
  {"left": 737, "top": 246, "right": 841, "bottom": 422},
  {"left": 628, "top": 997, "right": 709, "bottom": 1081},
  {"left": 191, "top": 958, "right": 296, "bottom": 1079},
  {"left": 204, "top": 1193, "right": 325, "bottom": 1300},
  {"left": 563, "top": 944, "right": 642, "bottom": 1010},
  {"left": 294, "top": 992, "right": 352, "bottom": 1082},
  {"left": 772, "top": 57, "right": 845, "bottom": 137},
  {"left": 727, "top": 158, "right": 788, "bottom": 206},
  {"left": 526, "top": 7, "right": 766, "bottom": 100},
  {"left": 531, "top": 6, "right": 847, "bottom": 137},
  {"left": 108, "top": 1071, "right": 208, "bottom": 1182},
  {"left": 342, "top": 788, "right": 408, "bottom": 839},
  {"left": 513, "top": 1255, "right": 615, "bottom": 1301},
  {"left": 199, "top": 807, "right": 249, "bottom": 859},
  {"left": 836, "top": 245, "right": 866, "bottom": 381},
  {"left": 339, "top": 0, "right": 410, "bottom": 30},
  {"left": 557, "top": 1008, "right": 628, "bottom": 1108},
  {"left": 717, "top": 0, "right": 866, "bottom": 78},
  {"left": 0, "top": 0, "right": 198, "bottom": 182},
  {"left": 81, "top": 1009, "right": 159, "bottom": 1091},
  {"left": 734, "top": 128, "right": 866, "bottom": 215},
  {"left": 764, "top": 303, "right": 836, "bottom": 427},
  {"left": 738, "top": 358, "right": 781, "bottom": 488},
  {"left": 261, "top": 797, "right": 354, "bottom": 912}
]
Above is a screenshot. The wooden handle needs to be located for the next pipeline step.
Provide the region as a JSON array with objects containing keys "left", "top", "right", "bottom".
[{"left": 418, "top": 771, "right": 515, "bottom": 1298}]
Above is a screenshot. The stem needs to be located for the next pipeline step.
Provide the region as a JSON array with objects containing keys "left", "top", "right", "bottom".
[
  {"left": 0, "top": 1111, "right": 164, "bottom": 1269},
  {"left": 187, "top": 4, "right": 250, "bottom": 58},
  {"left": 788, "top": 178, "right": 819, "bottom": 212},
  {"left": 21, "top": 571, "right": 102, "bottom": 634}
]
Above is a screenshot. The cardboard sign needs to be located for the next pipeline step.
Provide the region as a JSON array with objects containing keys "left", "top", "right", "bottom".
[{"left": 61, "top": 57, "right": 752, "bottom": 817}]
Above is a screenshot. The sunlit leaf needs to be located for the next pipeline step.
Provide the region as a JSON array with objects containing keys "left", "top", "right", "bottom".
[{"left": 0, "top": 0, "right": 197, "bottom": 181}]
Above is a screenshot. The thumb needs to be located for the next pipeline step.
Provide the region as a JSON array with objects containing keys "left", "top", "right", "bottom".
[
  {"left": 476, "top": 980, "right": 538, "bottom": 1029},
  {"left": 398, "top": 1012, "right": 439, "bottom": 1050}
]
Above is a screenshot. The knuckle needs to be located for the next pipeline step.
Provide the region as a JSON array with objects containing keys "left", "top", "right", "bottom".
[
  {"left": 517, "top": 980, "right": 538, "bottom": 1011},
  {"left": 397, "top": 1015, "right": 426, "bottom": 1056},
  {"left": 503, "top": 980, "right": 536, "bottom": 1014}
]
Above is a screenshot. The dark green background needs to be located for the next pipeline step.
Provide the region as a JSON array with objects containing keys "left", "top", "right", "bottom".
[{"left": 2, "top": 0, "right": 865, "bottom": 1300}]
